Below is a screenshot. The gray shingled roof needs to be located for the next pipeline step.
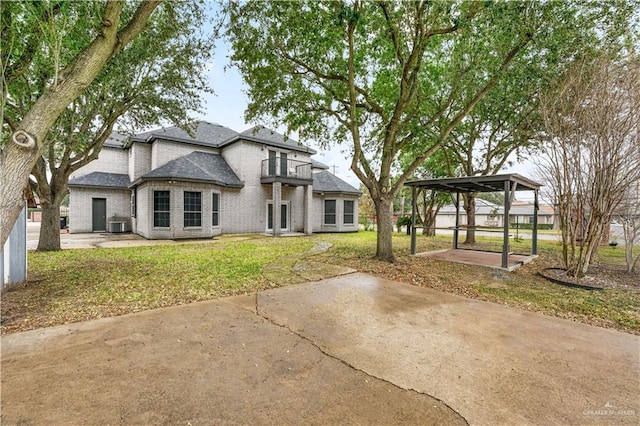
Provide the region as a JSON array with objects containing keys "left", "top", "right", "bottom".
[
  {"left": 68, "top": 172, "right": 131, "bottom": 189},
  {"left": 103, "top": 132, "right": 128, "bottom": 148},
  {"left": 220, "top": 125, "right": 317, "bottom": 155},
  {"left": 312, "top": 171, "right": 361, "bottom": 195},
  {"left": 137, "top": 151, "right": 243, "bottom": 187},
  {"left": 133, "top": 121, "right": 239, "bottom": 148},
  {"left": 311, "top": 159, "right": 330, "bottom": 170}
]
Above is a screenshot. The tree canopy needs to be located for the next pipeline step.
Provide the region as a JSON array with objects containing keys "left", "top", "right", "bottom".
[
  {"left": 8, "top": 1, "right": 214, "bottom": 251},
  {"left": 224, "top": 0, "right": 637, "bottom": 261},
  {"left": 1, "top": 0, "right": 163, "bottom": 246}
]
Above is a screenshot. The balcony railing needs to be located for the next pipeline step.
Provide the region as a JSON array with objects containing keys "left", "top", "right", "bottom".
[{"left": 261, "top": 158, "right": 312, "bottom": 183}]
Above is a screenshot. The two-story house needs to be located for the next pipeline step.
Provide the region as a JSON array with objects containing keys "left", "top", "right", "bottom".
[{"left": 68, "top": 121, "right": 361, "bottom": 238}]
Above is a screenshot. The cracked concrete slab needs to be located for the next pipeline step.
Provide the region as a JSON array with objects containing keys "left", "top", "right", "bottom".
[
  {"left": 1, "top": 298, "right": 465, "bottom": 425},
  {"left": 3, "top": 272, "right": 638, "bottom": 425},
  {"left": 247, "top": 273, "right": 640, "bottom": 425}
]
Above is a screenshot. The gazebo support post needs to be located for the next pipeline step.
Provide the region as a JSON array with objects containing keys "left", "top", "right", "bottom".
[
  {"left": 410, "top": 186, "right": 417, "bottom": 255},
  {"left": 502, "top": 181, "right": 511, "bottom": 269},
  {"left": 533, "top": 189, "right": 539, "bottom": 255},
  {"left": 454, "top": 191, "right": 460, "bottom": 250}
]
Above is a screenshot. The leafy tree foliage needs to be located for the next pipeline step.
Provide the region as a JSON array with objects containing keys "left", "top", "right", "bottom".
[
  {"left": 538, "top": 54, "right": 640, "bottom": 278},
  {"left": 1, "top": 0, "right": 162, "bottom": 246},
  {"left": 224, "top": 0, "right": 633, "bottom": 262},
  {"left": 6, "top": 2, "right": 213, "bottom": 250}
]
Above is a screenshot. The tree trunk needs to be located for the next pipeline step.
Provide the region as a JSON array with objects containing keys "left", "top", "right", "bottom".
[
  {"left": 0, "top": 1, "right": 161, "bottom": 247},
  {"left": 463, "top": 193, "right": 477, "bottom": 244},
  {"left": 421, "top": 206, "right": 437, "bottom": 236},
  {"left": 374, "top": 196, "right": 395, "bottom": 262},
  {"left": 38, "top": 201, "right": 62, "bottom": 251}
]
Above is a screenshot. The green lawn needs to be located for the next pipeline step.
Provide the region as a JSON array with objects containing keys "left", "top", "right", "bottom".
[
  {"left": 2, "top": 237, "right": 314, "bottom": 332},
  {"left": 2, "top": 231, "right": 638, "bottom": 335}
]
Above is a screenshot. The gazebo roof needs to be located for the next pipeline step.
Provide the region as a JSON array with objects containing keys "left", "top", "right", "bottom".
[{"left": 404, "top": 173, "right": 541, "bottom": 193}]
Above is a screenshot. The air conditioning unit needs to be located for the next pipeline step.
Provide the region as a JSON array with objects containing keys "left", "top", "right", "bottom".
[{"left": 109, "top": 221, "right": 125, "bottom": 233}]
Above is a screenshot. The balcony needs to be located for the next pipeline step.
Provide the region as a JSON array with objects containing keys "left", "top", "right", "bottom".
[{"left": 261, "top": 158, "right": 313, "bottom": 186}]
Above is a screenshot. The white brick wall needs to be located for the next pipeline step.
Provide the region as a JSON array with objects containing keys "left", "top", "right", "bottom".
[
  {"left": 69, "top": 187, "right": 131, "bottom": 233},
  {"left": 129, "top": 143, "right": 152, "bottom": 182},
  {"left": 220, "top": 140, "right": 315, "bottom": 233},
  {"left": 312, "top": 194, "right": 359, "bottom": 232},
  {"left": 222, "top": 141, "right": 272, "bottom": 232},
  {"left": 70, "top": 147, "right": 128, "bottom": 179},
  {"left": 136, "top": 181, "right": 224, "bottom": 240}
]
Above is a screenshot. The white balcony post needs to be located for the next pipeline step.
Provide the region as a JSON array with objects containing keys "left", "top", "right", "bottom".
[
  {"left": 304, "top": 184, "right": 313, "bottom": 234},
  {"left": 273, "top": 182, "right": 282, "bottom": 237}
]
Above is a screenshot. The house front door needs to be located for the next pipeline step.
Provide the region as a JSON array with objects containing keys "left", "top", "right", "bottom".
[
  {"left": 267, "top": 202, "right": 288, "bottom": 232},
  {"left": 92, "top": 198, "right": 107, "bottom": 232}
]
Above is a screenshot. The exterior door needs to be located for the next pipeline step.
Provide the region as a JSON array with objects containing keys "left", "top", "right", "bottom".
[
  {"left": 92, "top": 198, "right": 107, "bottom": 232},
  {"left": 267, "top": 202, "right": 288, "bottom": 231},
  {"left": 268, "top": 150, "right": 277, "bottom": 176},
  {"left": 280, "top": 152, "right": 288, "bottom": 177}
]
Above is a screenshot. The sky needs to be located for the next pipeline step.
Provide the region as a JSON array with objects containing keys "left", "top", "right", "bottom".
[
  {"left": 196, "top": 41, "right": 362, "bottom": 189},
  {"left": 197, "top": 36, "right": 539, "bottom": 200}
]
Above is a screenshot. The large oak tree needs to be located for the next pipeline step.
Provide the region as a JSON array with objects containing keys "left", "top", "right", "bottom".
[
  {"left": 1, "top": 0, "right": 162, "bottom": 247},
  {"left": 224, "top": 0, "right": 627, "bottom": 262},
  {"left": 11, "top": 2, "right": 213, "bottom": 251}
]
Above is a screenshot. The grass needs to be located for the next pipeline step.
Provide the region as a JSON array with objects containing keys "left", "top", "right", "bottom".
[
  {"left": 1, "top": 231, "right": 638, "bottom": 335},
  {"left": 1, "top": 238, "right": 314, "bottom": 333}
]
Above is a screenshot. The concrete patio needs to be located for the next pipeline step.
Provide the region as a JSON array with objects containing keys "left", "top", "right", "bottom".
[{"left": 2, "top": 273, "right": 638, "bottom": 425}]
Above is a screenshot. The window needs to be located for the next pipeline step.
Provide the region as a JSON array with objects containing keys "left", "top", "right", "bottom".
[
  {"left": 183, "top": 191, "right": 202, "bottom": 227},
  {"left": 131, "top": 188, "right": 137, "bottom": 218},
  {"left": 212, "top": 192, "right": 220, "bottom": 227},
  {"left": 344, "top": 200, "right": 354, "bottom": 224},
  {"left": 324, "top": 200, "right": 336, "bottom": 225},
  {"left": 153, "top": 191, "right": 170, "bottom": 227},
  {"left": 267, "top": 202, "right": 288, "bottom": 231}
]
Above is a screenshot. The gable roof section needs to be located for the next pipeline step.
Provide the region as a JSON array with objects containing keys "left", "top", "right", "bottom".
[
  {"left": 129, "top": 122, "right": 317, "bottom": 155},
  {"left": 132, "top": 121, "right": 239, "bottom": 149},
  {"left": 68, "top": 172, "right": 131, "bottom": 189},
  {"left": 313, "top": 171, "right": 361, "bottom": 195},
  {"left": 135, "top": 151, "right": 243, "bottom": 188},
  {"left": 220, "top": 125, "right": 317, "bottom": 155},
  {"left": 103, "top": 132, "right": 128, "bottom": 148},
  {"left": 311, "top": 159, "right": 330, "bottom": 170}
]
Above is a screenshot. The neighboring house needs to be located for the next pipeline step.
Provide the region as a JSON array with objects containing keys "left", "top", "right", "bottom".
[
  {"left": 68, "top": 122, "right": 361, "bottom": 239},
  {"left": 435, "top": 199, "right": 554, "bottom": 228}
]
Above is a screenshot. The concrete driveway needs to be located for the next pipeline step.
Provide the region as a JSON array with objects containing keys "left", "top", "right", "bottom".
[{"left": 2, "top": 273, "right": 639, "bottom": 425}]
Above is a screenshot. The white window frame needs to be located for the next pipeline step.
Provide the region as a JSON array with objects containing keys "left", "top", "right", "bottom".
[
  {"left": 343, "top": 199, "right": 355, "bottom": 225},
  {"left": 324, "top": 199, "right": 337, "bottom": 226},
  {"left": 212, "top": 191, "right": 221, "bottom": 228}
]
